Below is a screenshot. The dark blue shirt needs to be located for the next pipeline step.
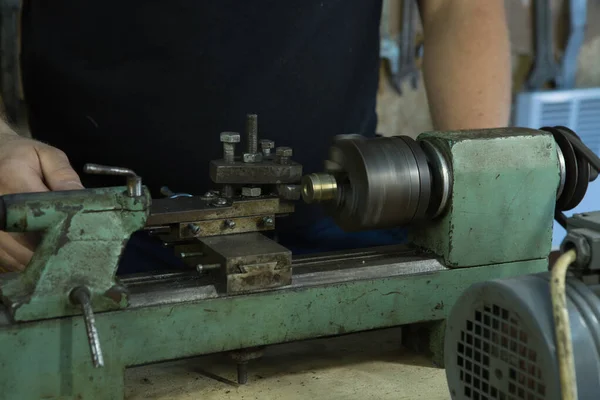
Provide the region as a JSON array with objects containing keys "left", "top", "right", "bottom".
[{"left": 20, "top": 1, "right": 406, "bottom": 272}]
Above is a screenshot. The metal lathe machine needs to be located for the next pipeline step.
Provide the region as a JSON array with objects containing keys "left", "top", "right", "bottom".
[{"left": 0, "top": 116, "right": 595, "bottom": 399}]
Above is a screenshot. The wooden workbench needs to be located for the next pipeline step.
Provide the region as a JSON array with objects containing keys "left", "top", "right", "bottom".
[{"left": 125, "top": 327, "right": 450, "bottom": 400}]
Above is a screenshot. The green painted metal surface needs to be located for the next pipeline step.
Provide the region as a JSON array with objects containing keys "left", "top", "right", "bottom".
[
  {"left": 0, "top": 258, "right": 546, "bottom": 399},
  {"left": 0, "top": 128, "right": 563, "bottom": 399},
  {"left": 412, "top": 128, "right": 559, "bottom": 267},
  {"left": 0, "top": 187, "right": 150, "bottom": 321}
]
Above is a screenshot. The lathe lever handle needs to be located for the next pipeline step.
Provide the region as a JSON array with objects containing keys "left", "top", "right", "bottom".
[
  {"left": 83, "top": 164, "right": 135, "bottom": 176},
  {"left": 84, "top": 163, "right": 142, "bottom": 197},
  {"left": 70, "top": 286, "right": 104, "bottom": 368}
]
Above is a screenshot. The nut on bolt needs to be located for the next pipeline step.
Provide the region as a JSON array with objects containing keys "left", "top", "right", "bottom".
[
  {"left": 242, "top": 187, "right": 262, "bottom": 197},
  {"left": 220, "top": 132, "right": 241, "bottom": 163},
  {"left": 275, "top": 147, "right": 293, "bottom": 164},
  {"left": 220, "top": 132, "right": 241, "bottom": 143},
  {"left": 561, "top": 230, "right": 591, "bottom": 268},
  {"left": 260, "top": 139, "right": 275, "bottom": 156},
  {"left": 276, "top": 147, "right": 293, "bottom": 157},
  {"left": 243, "top": 153, "right": 263, "bottom": 163}
]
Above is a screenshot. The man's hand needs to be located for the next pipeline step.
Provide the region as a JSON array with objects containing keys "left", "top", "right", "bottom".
[{"left": 0, "top": 131, "right": 83, "bottom": 272}]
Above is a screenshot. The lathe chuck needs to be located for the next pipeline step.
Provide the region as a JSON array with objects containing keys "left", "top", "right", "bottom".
[{"left": 302, "top": 135, "right": 445, "bottom": 231}]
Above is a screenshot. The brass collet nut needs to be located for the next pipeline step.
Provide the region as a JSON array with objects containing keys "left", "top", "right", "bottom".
[{"left": 301, "top": 173, "right": 338, "bottom": 204}]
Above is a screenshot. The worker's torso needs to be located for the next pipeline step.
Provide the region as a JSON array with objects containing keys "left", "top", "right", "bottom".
[{"left": 20, "top": 0, "right": 382, "bottom": 231}]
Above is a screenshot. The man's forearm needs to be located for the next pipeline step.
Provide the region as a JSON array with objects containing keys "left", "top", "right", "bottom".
[{"left": 419, "top": 0, "right": 511, "bottom": 130}]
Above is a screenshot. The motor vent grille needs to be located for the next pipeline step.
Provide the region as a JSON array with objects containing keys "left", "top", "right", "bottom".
[{"left": 456, "top": 303, "right": 545, "bottom": 400}]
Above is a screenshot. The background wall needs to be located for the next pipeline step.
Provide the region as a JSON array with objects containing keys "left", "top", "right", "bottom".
[{"left": 376, "top": 0, "right": 600, "bottom": 138}]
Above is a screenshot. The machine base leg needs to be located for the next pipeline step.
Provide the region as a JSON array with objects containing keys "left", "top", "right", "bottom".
[
  {"left": 229, "top": 347, "right": 265, "bottom": 385},
  {"left": 402, "top": 320, "right": 446, "bottom": 368}
]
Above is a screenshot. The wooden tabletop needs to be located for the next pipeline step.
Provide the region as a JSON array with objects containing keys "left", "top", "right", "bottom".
[{"left": 125, "top": 327, "right": 450, "bottom": 400}]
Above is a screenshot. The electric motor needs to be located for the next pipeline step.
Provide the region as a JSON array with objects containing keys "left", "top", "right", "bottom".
[{"left": 444, "top": 272, "right": 600, "bottom": 400}]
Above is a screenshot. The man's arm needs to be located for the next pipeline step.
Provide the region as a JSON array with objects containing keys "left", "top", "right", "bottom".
[{"left": 418, "top": 0, "right": 512, "bottom": 130}]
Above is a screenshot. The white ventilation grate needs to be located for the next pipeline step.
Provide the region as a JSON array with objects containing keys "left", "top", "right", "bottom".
[
  {"left": 514, "top": 88, "right": 600, "bottom": 249},
  {"left": 514, "top": 88, "right": 600, "bottom": 154},
  {"left": 576, "top": 98, "right": 600, "bottom": 154},
  {"left": 539, "top": 101, "right": 572, "bottom": 127}
]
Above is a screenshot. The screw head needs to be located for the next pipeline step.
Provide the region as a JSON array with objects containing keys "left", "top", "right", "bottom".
[
  {"left": 260, "top": 139, "right": 275, "bottom": 150},
  {"left": 275, "top": 147, "right": 293, "bottom": 157},
  {"left": 201, "top": 191, "right": 220, "bottom": 201},
  {"left": 242, "top": 187, "right": 262, "bottom": 197},
  {"left": 213, "top": 197, "right": 228, "bottom": 206},
  {"left": 188, "top": 223, "right": 201, "bottom": 235},
  {"left": 262, "top": 216, "right": 274, "bottom": 227},
  {"left": 224, "top": 219, "right": 236, "bottom": 229},
  {"left": 220, "top": 132, "right": 241, "bottom": 143}
]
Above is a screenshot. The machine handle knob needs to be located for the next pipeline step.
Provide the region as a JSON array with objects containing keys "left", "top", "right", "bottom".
[{"left": 84, "top": 164, "right": 142, "bottom": 197}]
